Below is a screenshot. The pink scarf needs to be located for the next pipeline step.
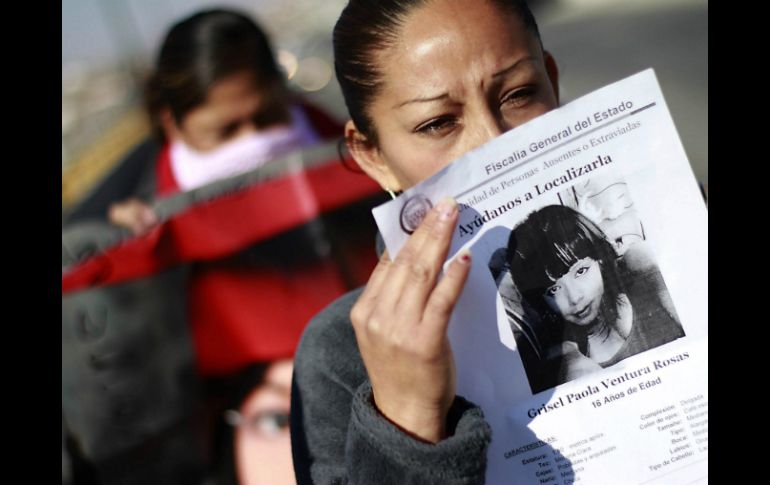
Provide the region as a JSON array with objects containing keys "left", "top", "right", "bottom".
[{"left": 170, "top": 106, "right": 320, "bottom": 191}]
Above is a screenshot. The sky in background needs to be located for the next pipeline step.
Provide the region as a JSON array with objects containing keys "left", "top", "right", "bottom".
[
  {"left": 62, "top": 0, "right": 346, "bottom": 66},
  {"left": 63, "top": 0, "right": 707, "bottom": 181}
]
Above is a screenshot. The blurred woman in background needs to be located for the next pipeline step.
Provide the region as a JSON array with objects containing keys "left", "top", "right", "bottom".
[
  {"left": 102, "top": 7, "right": 348, "bottom": 379},
  {"left": 108, "top": 8, "right": 339, "bottom": 233},
  {"left": 63, "top": 9, "right": 348, "bottom": 485}
]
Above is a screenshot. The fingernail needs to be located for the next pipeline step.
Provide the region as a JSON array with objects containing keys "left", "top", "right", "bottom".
[{"left": 436, "top": 197, "right": 457, "bottom": 220}]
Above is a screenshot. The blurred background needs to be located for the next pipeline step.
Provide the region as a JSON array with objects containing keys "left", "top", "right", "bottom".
[{"left": 62, "top": 0, "right": 707, "bottom": 214}]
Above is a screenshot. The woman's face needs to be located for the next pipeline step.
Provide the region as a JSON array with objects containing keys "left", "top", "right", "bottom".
[
  {"left": 349, "top": 0, "right": 559, "bottom": 191},
  {"left": 234, "top": 359, "right": 296, "bottom": 485},
  {"left": 166, "top": 70, "right": 287, "bottom": 152},
  {"left": 543, "top": 258, "right": 605, "bottom": 326}
]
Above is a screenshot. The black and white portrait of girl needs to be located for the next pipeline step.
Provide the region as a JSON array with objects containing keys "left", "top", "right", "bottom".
[{"left": 490, "top": 200, "right": 684, "bottom": 394}]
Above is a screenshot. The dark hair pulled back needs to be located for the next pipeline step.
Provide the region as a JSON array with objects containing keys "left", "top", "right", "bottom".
[{"left": 332, "top": 0, "right": 541, "bottom": 145}]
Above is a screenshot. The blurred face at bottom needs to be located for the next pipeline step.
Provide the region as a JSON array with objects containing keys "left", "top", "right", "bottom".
[{"left": 234, "top": 359, "right": 296, "bottom": 485}]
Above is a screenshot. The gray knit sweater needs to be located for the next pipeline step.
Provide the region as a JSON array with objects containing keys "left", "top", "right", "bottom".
[{"left": 290, "top": 286, "right": 492, "bottom": 484}]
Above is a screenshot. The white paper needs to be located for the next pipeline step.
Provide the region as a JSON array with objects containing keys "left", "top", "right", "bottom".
[{"left": 373, "top": 69, "right": 707, "bottom": 485}]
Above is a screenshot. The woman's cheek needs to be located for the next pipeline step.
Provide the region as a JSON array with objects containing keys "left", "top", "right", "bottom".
[
  {"left": 236, "top": 427, "right": 295, "bottom": 485},
  {"left": 544, "top": 296, "right": 563, "bottom": 317},
  {"left": 382, "top": 139, "right": 453, "bottom": 189}
]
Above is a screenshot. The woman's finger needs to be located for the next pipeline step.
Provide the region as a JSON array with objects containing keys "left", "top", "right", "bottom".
[
  {"left": 352, "top": 250, "right": 393, "bottom": 326},
  {"left": 396, "top": 197, "right": 459, "bottom": 318},
  {"left": 354, "top": 197, "right": 457, "bottom": 336},
  {"left": 386, "top": 198, "right": 458, "bottom": 313},
  {"left": 373, "top": 200, "right": 449, "bottom": 312},
  {"left": 422, "top": 248, "right": 472, "bottom": 333}
]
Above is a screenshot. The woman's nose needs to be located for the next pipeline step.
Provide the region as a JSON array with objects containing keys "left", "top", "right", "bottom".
[
  {"left": 564, "top": 282, "right": 582, "bottom": 307},
  {"left": 241, "top": 121, "right": 259, "bottom": 137}
]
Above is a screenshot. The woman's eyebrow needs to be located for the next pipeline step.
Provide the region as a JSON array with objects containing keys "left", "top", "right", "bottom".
[
  {"left": 492, "top": 56, "right": 537, "bottom": 79},
  {"left": 392, "top": 57, "right": 537, "bottom": 109},
  {"left": 394, "top": 92, "right": 450, "bottom": 109}
]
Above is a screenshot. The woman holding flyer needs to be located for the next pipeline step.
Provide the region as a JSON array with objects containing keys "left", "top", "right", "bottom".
[
  {"left": 291, "top": 0, "right": 561, "bottom": 482},
  {"left": 506, "top": 205, "right": 685, "bottom": 391}
]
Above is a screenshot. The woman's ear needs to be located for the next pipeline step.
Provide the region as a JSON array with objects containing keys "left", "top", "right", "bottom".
[
  {"left": 543, "top": 51, "right": 560, "bottom": 105},
  {"left": 344, "top": 120, "right": 402, "bottom": 192}
]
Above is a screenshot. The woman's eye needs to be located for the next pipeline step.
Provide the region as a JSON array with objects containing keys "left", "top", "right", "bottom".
[
  {"left": 545, "top": 285, "right": 560, "bottom": 297},
  {"left": 414, "top": 116, "right": 457, "bottom": 136},
  {"left": 575, "top": 266, "right": 589, "bottom": 276},
  {"left": 246, "top": 410, "right": 290, "bottom": 436},
  {"left": 501, "top": 87, "right": 535, "bottom": 109},
  {"left": 220, "top": 123, "right": 239, "bottom": 140}
]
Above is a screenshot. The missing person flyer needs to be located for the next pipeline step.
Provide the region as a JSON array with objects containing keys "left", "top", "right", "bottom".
[{"left": 374, "top": 69, "right": 707, "bottom": 485}]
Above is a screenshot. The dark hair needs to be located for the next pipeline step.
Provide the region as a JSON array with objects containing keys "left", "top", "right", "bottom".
[
  {"left": 145, "top": 9, "right": 287, "bottom": 142},
  {"left": 333, "top": 0, "right": 542, "bottom": 144},
  {"left": 507, "top": 205, "right": 623, "bottom": 353}
]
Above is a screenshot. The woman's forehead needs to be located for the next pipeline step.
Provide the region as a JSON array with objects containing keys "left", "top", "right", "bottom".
[{"left": 376, "top": 0, "right": 542, "bottom": 101}]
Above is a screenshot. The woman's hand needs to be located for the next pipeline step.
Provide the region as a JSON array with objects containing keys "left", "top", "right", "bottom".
[
  {"left": 350, "top": 198, "right": 471, "bottom": 443},
  {"left": 108, "top": 198, "right": 159, "bottom": 236}
]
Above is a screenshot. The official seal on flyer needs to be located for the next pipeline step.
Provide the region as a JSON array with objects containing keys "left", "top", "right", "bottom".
[{"left": 399, "top": 194, "right": 433, "bottom": 234}]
